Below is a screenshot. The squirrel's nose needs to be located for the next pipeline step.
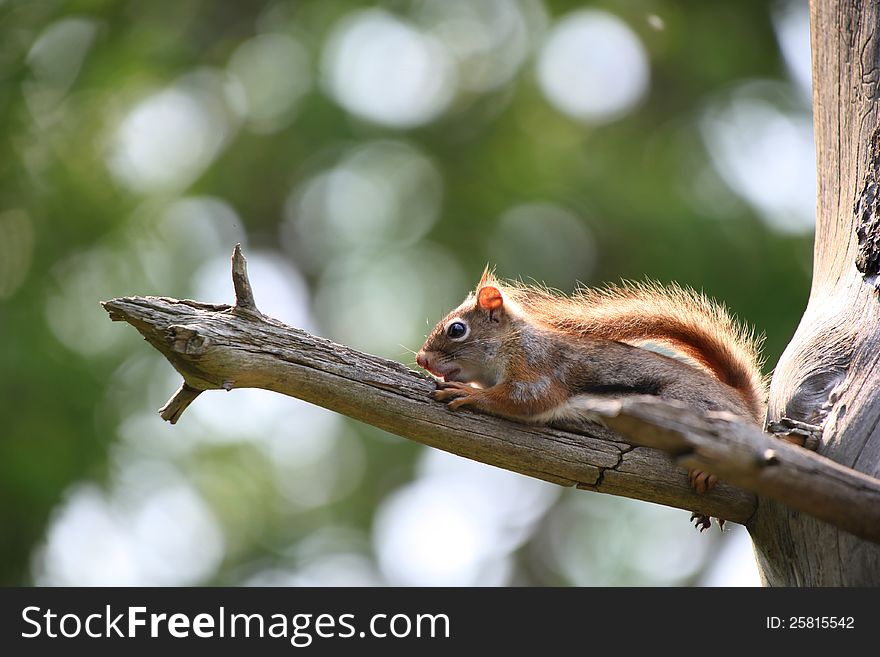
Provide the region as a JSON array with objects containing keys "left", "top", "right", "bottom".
[{"left": 416, "top": 351, "right": 427, "bottom": 368}]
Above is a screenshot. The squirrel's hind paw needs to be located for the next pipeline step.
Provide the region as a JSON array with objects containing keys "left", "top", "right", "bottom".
[
  {"left": 688, "top": 468, "right": 717, "bottom": 495},
  {"left": 688, "top": 468, "right": 726, "bottom": 533},
  {"left": 690, "top": 512, "right": 712, "bottom": 532},
  {"left": 690, "top": 512, "right": 725, "bottom": 532}
]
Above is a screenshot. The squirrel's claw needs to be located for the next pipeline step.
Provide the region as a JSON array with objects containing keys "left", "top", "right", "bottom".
[
  {"left": 688, "top": 468, "right": 717, "bottom": 495},
  {"left": 434, "top": 381, "right": 478, "bottom": 409},
  {"left": 689, "top": 511, "right": 726, "bottom": 533},
  {"left": 434, "top": 380, "right": 470, "bottom": 399},
  {"left": 688, "top": 469, "right": 726, "bottom": 532},
  {"left": 690, "top": 512, "right": 712, "bottom": 532},
  {"left": 447, "top": 396, "right": 476, "bottom": 410}
]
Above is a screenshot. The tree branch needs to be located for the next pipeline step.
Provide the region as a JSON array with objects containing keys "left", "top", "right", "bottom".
[
  {"left": 230, "top": 243, "right": 259, "bottom": 314},
  {"left": 584, "top": 398, "right": 880, "bottom": 544},
  {"left": 158, "top": 382, "right": 203, "bottom": 424},
  {"left": 100, "top": 247, "right": 880, "bottom": 543}
]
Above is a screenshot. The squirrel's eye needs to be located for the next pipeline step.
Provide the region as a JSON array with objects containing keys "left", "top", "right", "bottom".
[{"left": 446, "top": 321, "right": 467, "bottom": 339}]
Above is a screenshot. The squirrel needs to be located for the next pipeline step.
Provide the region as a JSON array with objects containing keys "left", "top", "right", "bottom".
[{"left": 415, "top": 267, "right": 767, "bottom": 528}]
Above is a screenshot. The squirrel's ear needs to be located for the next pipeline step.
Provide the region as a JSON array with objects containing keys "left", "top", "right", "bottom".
[{"left": 477, "top": 285, "right": 504, "bottom": 312}]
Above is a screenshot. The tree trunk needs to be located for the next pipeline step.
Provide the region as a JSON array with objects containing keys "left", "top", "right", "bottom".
[{"left": 750, "top": 0, "right": 880, "bottom": 585}]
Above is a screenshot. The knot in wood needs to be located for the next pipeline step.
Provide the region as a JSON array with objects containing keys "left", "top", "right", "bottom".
[{"left": 167, "top": 325, "right": 210, "bottom": 355}]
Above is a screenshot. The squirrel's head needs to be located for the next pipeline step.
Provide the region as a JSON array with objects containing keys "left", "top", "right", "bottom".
[{"left": 416, "top": 266, "right": 513, "bottom": 387}]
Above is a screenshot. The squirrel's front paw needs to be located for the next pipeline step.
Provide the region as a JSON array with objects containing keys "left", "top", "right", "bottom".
[{"left": 434, "top": 381, "right": 478, "bottom": 410}]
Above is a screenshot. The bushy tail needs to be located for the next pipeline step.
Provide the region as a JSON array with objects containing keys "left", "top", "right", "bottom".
[{"left": 501, "top": 279, "right": 767, "bottom": 422}]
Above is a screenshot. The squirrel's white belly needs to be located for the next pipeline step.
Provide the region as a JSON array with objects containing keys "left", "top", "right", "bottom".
[{"left": 529, "top": 394, "right": 606, "bottom": 426}]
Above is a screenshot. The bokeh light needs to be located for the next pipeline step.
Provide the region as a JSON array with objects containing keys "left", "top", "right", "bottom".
[
  {"left": 537, "top": 494, "right": 715, "bottom": 586},
  {"left": 283, "top": 140, "right": 444, "bottom": 272},
  {"left": 701, "top": 526, "right": 762, "bottom": 586},
  {"left": 414, "top": 0, "right": 547, "bottom": 93},
  {"left": 23, "top": 17, "right": 98, "bottom": 119},
  {"left": 322, "top": 9, "right": 457, "bottom": 128},
  {"left": 245, "top": 527, "right": 382, "bottom": 586},
  {"left": 107, "top": 70, "right": 238, "bottom": 195},
  {"left": 536, "top": 10, "right": 649, "bottom": 123},
  {"left": 34, "top": 470, "right": 224, "bottom": 586},
  {"left": 45, "top": 246, "right": 145, "bottom": 357},
  {"left": 312, "top": 245, "right": 467, "bottom": 358},
  {"left": 373, "top": 450, "right": 558, "bottom": 586},
  {"left": 773, "top": 0, "right": 812, "bottom": 100},
  {"left": 701, "top": 83, "right": 815, "bottom": 234},
  {"left": 492, "top": 203, "right": 596, "bottom": 286},
  {"left": 227, "top": 32, "right": 312, "bottom": 134}
]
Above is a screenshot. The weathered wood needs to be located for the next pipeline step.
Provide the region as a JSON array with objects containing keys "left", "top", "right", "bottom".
[
  {"left": 231, "top": 243, "right": 259, "bottom": 313},
  {"left": 158, "top": 382, "right": 202, "bottom": 424},
  {"left": 755, "top": 0, "right": 880, "bottom": 585},
  {"left": 101, "top": 293, "right": 755, "bottom": 524},
  {"left": 586, "top": 398, "right": 880, "bottom": 544}
]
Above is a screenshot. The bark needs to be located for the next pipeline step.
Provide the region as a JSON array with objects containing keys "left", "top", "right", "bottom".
[{"left": 751, "top": 0, "right": 880, "bottom": 585}]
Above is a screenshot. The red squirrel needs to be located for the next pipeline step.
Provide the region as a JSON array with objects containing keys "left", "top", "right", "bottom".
[{"left": 416, "top": 267, "right": 767, "bottom": 526}]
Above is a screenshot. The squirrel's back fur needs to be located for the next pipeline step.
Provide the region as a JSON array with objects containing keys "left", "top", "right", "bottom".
[{"left": 495, "top": 277, "right": 767, "bottom": 422}]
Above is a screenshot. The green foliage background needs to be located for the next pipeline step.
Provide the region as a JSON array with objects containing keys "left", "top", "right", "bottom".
[{"left": 0, "top": 0, "right": 813, "bottom": 585}]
